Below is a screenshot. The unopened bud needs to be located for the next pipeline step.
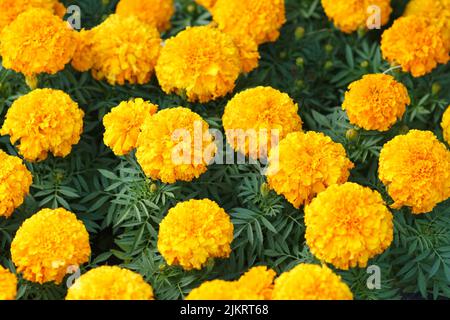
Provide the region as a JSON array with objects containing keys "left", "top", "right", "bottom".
[
  {"left": 346, "top": 128, "right": 359, "bottom": 141},
  {"left": 432, "top": 83, "right": 441, "bottom": 95},
  {"left": 260, "top": 182, "right": 270, "bottom": 197},
  {"left": 295, "top": 27, "right": 305, "bottom": 40}
]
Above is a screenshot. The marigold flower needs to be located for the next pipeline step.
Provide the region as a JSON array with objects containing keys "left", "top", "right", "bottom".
[
  {"left": 186, "top": 266, "right": 275, "bottom": 300},
  {"left": 116, "top": 0, "right": 174, "bottom": 32},
  {"left": 379, "top": 130, "right": 450, "bottom": 214},
  {"left": 272, "top": 264, "right": 353, "bottom": 300},
  {"left": 237, "top": 266, "right": 276, "bottom": 300},
  {"left": 186, "top": 280, "right": 261, "bottom": 300},
  {"left": 223, "top": 87, "right": 302, "bottom": 159},
  {"left": 404, "top": 0, "right": 450, "bottom": 50},
  {"left": 157, "top": 199, "right": 233, "bottom": 270},
  {"left": 441, "top": 105, "right": 450, "bottom": 144},
  {"left": 72, "top": 14, "right": 161, "bottom": 85},
  {"left": 0, "top": 0, "right": 65, "bottom": 33},
  {"left": 342, "top": 74, "right": 410, "bottom": 131},
  {"left": 266, "top": 131, "right": 354, "bottom": 208},
  {"left": 0, "top": 89, "right": 84, "bottom": 162},
  {"left": 0, "top": 8, "right": 76, "bottom": 77},
  {"left": 305, "top": 182, "right": 394, "bottom": 270},
  {"left": 381, "top": 16, "right": 449, "bottom": 77},
  {"left": 0, "top": 266, "right": 17, "bottom": 300},
  {"left": 155, "top": 26, "right": 241, "bottom": 103},
  {"left": 0, "top": 150, "right": 32, "bottom": 218},
  {"left": 212, "top": 0, "right": 286, "bottom": 45},
  {"left": 136, "top": 107, "right": 216, "bottom": 183},
  {"left": 195, "top": 0, "right": 217, "bottom": 10},
  {"left": 11, "top": 208, "right": 91, "bottom": 284},
  {"left": 103, "top": 98, "right": 158, "bottom": 156},
  {"left": 321, "top": 0, "right": 392, "bottom": 33},
  {"left": 66, "top": 266, "right": 154, "bottom": 300}
]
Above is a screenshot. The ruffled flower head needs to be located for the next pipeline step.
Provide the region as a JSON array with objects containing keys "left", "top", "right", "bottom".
[
  {"left": 342, "top": 74, "right": 410, "bottom": 131},
  {"left": 0, "top": 150, "right": 32, "bottom": 218},
  {"left": 71, "top": 14, "right": 161, "bottom": 85},
  {"left": 305, "top": 182, "right": 394, "bottom": 269},
  {"left": 11, "top": 208, "right": 91, "bottom": 284},
  {"left": 103, "top": 98, "right": 158, "bottom": 156},
  {"left": 381, "top": 16, "right": 449, "bottom": 77},
  {"left": 0, "top": 265, "right": 17, "bottom": 300},
  {"left": 223, "top": 86, "right": 302, "bottom": 159},
  {"left": 66, "top": 266, "right": 154, "bottom": 300},
  {"left": 321, "top": 0, "right": 392, "bottom": 33},
  {"left": 155, "top": 26, "right": 241, "bottom": 103},
  {"left": 0, "top": 8, "right": 77, "bottom": 77},
  {"left": 266, "top": 131, "right": 354, "bottom": 208},
  {"left": 0, "top": 89, "right": 84, "bottom": 162},
  {"left": 195, "top": 0, "right": 217, "bottom": 10},
  {"left": 272, "top": 264, "right": 353, "bottom": 300},
  {"left": 158, "top": 199, "right": 234, "bottom": 270},
  {"left": 116, "top": 0, "right": 174, "bottom": 31},
  {"left": 136, "top": 107, "right": 216, "bottom": 184},
  {"left": 378, "top": 130, "right": 450, "bottom": 214},
  {"left": 441, "top": 105, "right": 450, "bottom": 144}
]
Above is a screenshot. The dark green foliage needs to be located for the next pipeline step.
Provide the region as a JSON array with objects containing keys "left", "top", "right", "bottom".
[{"left": 0, "top": 0, "right": 449, "bottom": 300}]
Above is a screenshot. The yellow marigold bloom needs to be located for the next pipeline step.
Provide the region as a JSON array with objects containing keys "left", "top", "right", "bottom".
[
  {"left": 441, "top": 105, "right": 450, "bottom": 144},
  {"left": 223, "top": 86, "right": 302, "bottom": 159},
  {"left": 272, "top": 264, "right": 353, "bottom": 300},
  {"left": 195, "top": 0, "right": 217, "bottom": 10},
  {"left": 0, "top": 89, "right": 84, "bottom": 162},
  {"left": 212, "top": 0, "right": 286, "bottom": 45},
  {"left": 342, "top": 74, "right": 410, "bottom": 131},
  {"left": 136, "top": 107, "right": 215, "bottom": 183},
  {"left": 379, "top": 130, "right": 450, "bottom": 214},
  {"left": 11, "top": 208, "right": 91, "bottom": 284},
  {"left": 321, "top": 0, "right": 392, "bottom": 33},
  {"left": 0, "top": 265, "right": 17, "bottom": 300},
  {"left": 187, "top": 266, "right": 275, "bottom": 300},
  {"left": 157, "top": 199, "right": 233, "bottom": 270},
  {"left": 186, "top": 280, "right": 262, "bottom": 300},
  {"left": 72, "top": 14, "right": 161, "bottom": 86},
  {"left": 237, "top": 266, "right": 276, "bottom": 300},
  {"left": 381, "top": 16, "right": 449, "bottom": 77},
  {"left": 0, "top": 8, "right": 76, "bottom": 77},
  {"left": 266, "top": 131, "right": 354, "bottom": 208},
  {"left": 404, "top": 0, "right": 450, "bottom": 50},
  {"left": 66, "top": 266, "right": 154, "bottom": 300},
  {"left": 0, "top": 150, "right": 32, "bottom": 218},
  {"left": 0, "top": 0, "right": 65, "bottom": 33},
  {"left": 305, "top": 182, "right": 394, "bottom": 270},
  {"left": 103, "top": 98, "right": 158, "bottom": 156},
  {"left": 155, "top": 26, "right": 241, "bottom": 103},
  {"left": 116, "top": 0, "right": 174, "bottom": 32}
]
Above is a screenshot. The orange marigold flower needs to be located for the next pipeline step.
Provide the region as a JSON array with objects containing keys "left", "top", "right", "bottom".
[
  {"left": 305, "top": 182, "right": 394, "bottom": 270},
  {"left": 379, "top": 130, "right": 450, "bottom": 214},
  {"left": 266, "top": 131, "right": 354, "bottom": 208},
  {"left": 0, "top": 265, "right": 17, "bottom": 300},
  {"left": 0, "top": 89, "right": 84, "bottom": 162},
  {"left": 158, "top": 199, "right": 233, "bottom": 270},
  {"left": 155, "top": 26, "right": 241, "bottom": 103},
  {"left": 381, "top": 16, "right": 449, "bottom": 77},
  {"left": 116, "top": 0, "right": 174, "bottom": 32},
  {"left": 72, "top": 14, "right": 161, "bottom": 85},
  {"left": 223, "top": 86, "right": 302, "bottom": 159},
  {"left": 0, "top": 8, "right": 77, "bottom": 77},
  {"left": 404, "top": 0, "right": 450, "bottom": 51},
  {"left": 195, "top": 0, "right": 217, "bottom": 10},
  {"left": 11, "top": 208, "right": 91, "bottom": 284},
  {"left": 237, "top": 266, "right": 276, "bottom": 300},
  {"left": 0, "top": 0, "right": 65, "bottom": 33},
  {"left": 441, "top": 105, "right": 450, "bottom": 144},
  {"left": 103, "top": 98, "right": 158, "bottom": 156},
  {"left": 0, "top": 150, "right": 32, "bottom": 218},
  {"left": 136, "top": 107, "right": 216, "bottom": 184},
  {"left": 342, "top": 74, "right": 410, "bottom": 131},
  {"left": 272, "top": 264, "right": 353, "bottom": 300},
  {"left": 66, "top": 266, "right": 154, "bottom": 300},
  {"left": 321, "top": 0, "right": 392, "bottom": 33}
]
